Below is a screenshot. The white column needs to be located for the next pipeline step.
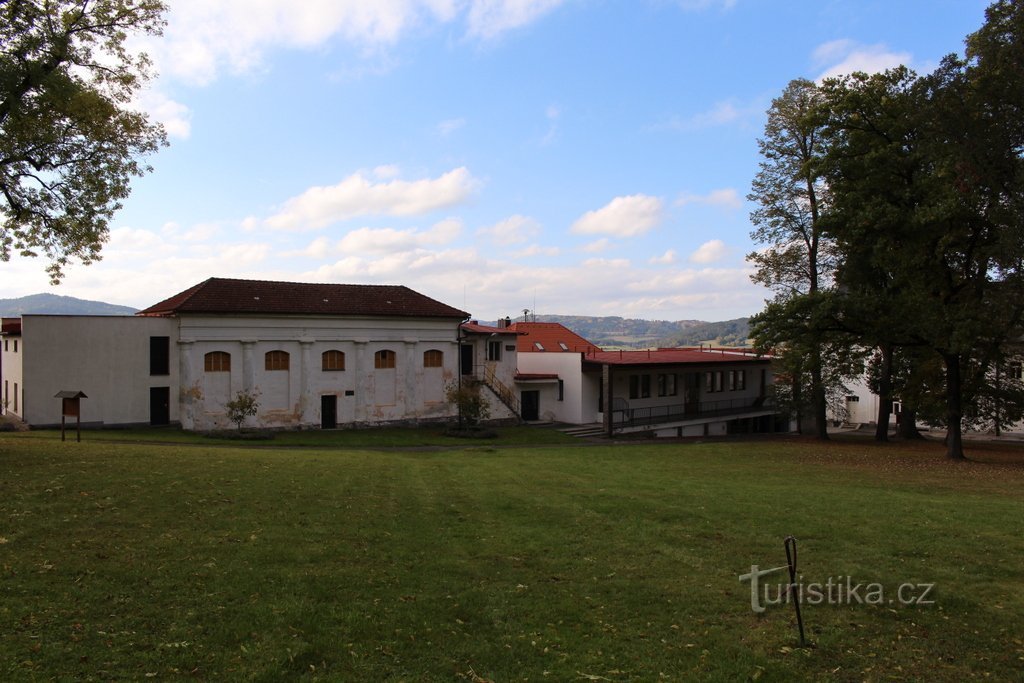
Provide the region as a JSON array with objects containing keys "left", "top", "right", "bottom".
[
  {"left": 299, "top": 339, "right": 314, "bottom": 426},
  {"left": 354, "top": 339, "right": 368, "bottom": 423},
  {"left": 177, "top": 340, "right": 194, "bottom": 429}
]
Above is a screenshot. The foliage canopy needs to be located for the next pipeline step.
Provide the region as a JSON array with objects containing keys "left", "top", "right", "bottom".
[{"left": 0, "top": 0, "right": 167, "bottom": 282}]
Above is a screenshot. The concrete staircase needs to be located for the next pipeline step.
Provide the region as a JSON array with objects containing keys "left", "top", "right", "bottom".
[{"left": 558, "top": 423, "right": 606, "bottom": 439}]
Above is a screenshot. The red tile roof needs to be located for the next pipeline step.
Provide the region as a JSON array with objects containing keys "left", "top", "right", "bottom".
[
  {"left": 137, "top": 278, "right": 470, "bottom": 319},
  {"left": 582, "top": 347, "right": 770, "bottom": 366},
  {"left": 508, "top": 322, "right": 601, "bottom": 354}
]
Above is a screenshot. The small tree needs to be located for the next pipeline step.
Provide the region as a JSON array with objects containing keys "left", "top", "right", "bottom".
[
  {"left": 445, "top": 381, "right": 490, "bottom": 427},
  {"left": 225, "top": 389, "right": 259, "bottom": 432}
]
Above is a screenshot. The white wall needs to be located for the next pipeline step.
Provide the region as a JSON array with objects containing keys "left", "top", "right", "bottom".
[
  {"left": 20, "top": 315, "right": 179, "bottom": 426},
  {"left": 516, "top": 352, "right": 595, "bottom": 423},
  {"left": 2, "top": 335, "right": 24, "bottom": 417},
  {"left": 178, "top": 314, "right": 462, "bottom": 429}
]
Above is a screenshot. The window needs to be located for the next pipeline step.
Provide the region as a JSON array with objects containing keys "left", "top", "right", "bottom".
[
  {"left": 204, "top": 351, "right": 231, "bottom": 372},
  {"left": 629, "top": 374, "right": 651, "bottom": 399},
  {"left": 265, "top": 350, "right": 290, "bottom": 371},
  {"left": 704, "top": 372, "right": 714, "bottom": 393},
  {"left": 322, "top": 350, "right": 345, "bottom": 371},
  {"left": 558, "top": 342, "right": 570, "bottom": 351},
  {"left": 658, "top": 373, "right": 677, "bottom": 397},
  {"left": 714, "top": 371, "right": 723, "bottom": 392},
  {"left": 1010, "top": 362, "right": 1024, "bottom": 380},
  {"left": 728, "top": 371, "right": 737, "bottom": 391},
  {"left": 375, "top": 349, "right": 396, "bottom": 369},
  {"left": 487, "top": 340, "right": 502, "bottom": 361},
  {"left": 2, "top": 340, "right": 6, "bottom": 351},
  {"left": 533, "top": 342, "right": 545, "bottom": 351},
  {"left": 13, "top": 382, "right": 18, "bottom": 412},
  {"left": 150, "top": 336, "right": 170, "bottom": 376},
  {"left": 12, "top": 340, "right": 17, "bottom": 353},
  {"left": 423, "top": 349, "right": 443, "bottom": 368},
  {"left": 846, "top": 395, "right": 860, "bottom": 403},
  {"left": 736, "top": 370, "right": 746, "bottom": 391},
  {"left": 558, "top": 379, "right": 564, "bottom": 401}
]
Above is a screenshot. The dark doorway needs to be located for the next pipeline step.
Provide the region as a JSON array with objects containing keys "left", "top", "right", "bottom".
[
  {"left": 150, "top": 387, "right": 170, "bottom": 426},
  {"left": 521, "top": 390, "right": 540, "bottom": 421},
  {"left": 321, "top": 395, "right": 337, "bottom": 429},
  {"left": 461, "top": 344, "right": 474, "bottom": 376}
]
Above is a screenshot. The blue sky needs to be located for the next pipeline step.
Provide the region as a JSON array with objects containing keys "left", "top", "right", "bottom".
[{"left": 6, "top": 0, "right": 991, "bottom": 321}]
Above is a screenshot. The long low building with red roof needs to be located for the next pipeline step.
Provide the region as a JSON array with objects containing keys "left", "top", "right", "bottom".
[
  {"left": 506, "top": 322, "right": 779, "bottom": 436},
  {"left": 2, "top": 281, "right": 782, "bottom": 436}
]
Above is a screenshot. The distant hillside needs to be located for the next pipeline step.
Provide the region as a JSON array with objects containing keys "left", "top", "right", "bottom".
[
  {"left": 485, "top": 315, "right": 751, "bottom": 348},
  {"left": 0, "top": 293, "right": 137, "bottom": 316}
]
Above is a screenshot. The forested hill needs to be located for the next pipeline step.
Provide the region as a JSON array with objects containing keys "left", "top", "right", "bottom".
[
  {"left": 485, "top": 315, "right": 751, "bottom": 349},
  {"left": 0, "top": 293, "right": 137, "bottom": 316}
]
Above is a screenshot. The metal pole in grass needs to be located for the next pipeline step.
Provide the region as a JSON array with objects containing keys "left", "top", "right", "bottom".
[{"left": 784, "top": 535, "right": 807, "bottom": 647}]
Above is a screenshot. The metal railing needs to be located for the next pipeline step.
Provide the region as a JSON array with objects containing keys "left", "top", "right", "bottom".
[
  {"left": 612, "top": 396, "right": 773, "bottom": 427},
  {"left": 479, "top": 364, "right": 521, "bottom": 416}
]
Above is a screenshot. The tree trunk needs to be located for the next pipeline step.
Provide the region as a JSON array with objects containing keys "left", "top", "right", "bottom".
[
  {"left": 898, "top": 406, "right": 924, "bottom": 439},
  {"left": 792, "top": 369, "right": 804, "bottom": 435},
  {"left": 810, "top": 348, "right": 830, "bottom": 440},
  {"left": 943, "top": 353, "right": 966, "bottom": 460},
  {"left": 875, "top": 344, "right": 894, "bottom": 442}
]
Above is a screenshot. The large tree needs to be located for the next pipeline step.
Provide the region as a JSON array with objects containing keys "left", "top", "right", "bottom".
[
  {"left": 819, "top": 20, "right": 1024, "bottom": 460},
  {"left": 1, "top": 0, "right": 167, "bottom": 282},
  {"left": 747, "top": 78, "right": 844, "bottom": 439}
]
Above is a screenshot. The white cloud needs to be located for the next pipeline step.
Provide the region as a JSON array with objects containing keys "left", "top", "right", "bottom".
[
  {"left": 337, "top": 219, "right": 463, "bottom": 255},
  {"left": 649, "top": 249, "right": 676, "bottom": 265},
  {"left": 465, "top": 0, "right": 566, "bottom": 40},
  {"left": 437, "top": 117, "right": 467, "bottom": 136},
  {"left": 477, "top": 215, "right": 541, "bottom": 246},
  {"left": 689, "top": 239, "right": 728, "bottom": 264},
  {"left": 813, "top": 40, "right": 912, "bottom": 80},
  {"left": 541, "top": 103, "right": 561, "bottom": 145},
  {"left": 582, "top": 238, "right": 611, "bottom": 253},
  {"left": 676, "top": 188, "right": 742, "bottom": 210},
  {"left": 510, "top": 244, "right": 561, "bottom": 258},
  {"left": 147, "top": 1, "right": 563, "bottom": 86},
  {"left": 135, "top": 89, "right": 192, "bottom": 139},
  {"left": 674, "top": 0, "right": 737, "bottom": 9},
  {"left": 570, "top": 195, "right": 664, "bottom": 238},
  {"left": 265, "top": 167, "right": 477, "bottom": 230}
]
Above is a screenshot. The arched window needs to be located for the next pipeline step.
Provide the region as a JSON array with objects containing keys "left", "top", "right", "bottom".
[
  {"left": 265, "top": 350, "right": 290, "bottom": 371},
  {"left": 374, "top": 349, "right": 396, "bottom": 369},
  {"left": 322, "top": 350, "right": 345, "bottom": 371},
  {"left": 423, "top": 349, "right": 443, "bottom": 368},
  {"left": 204, "top": 351, "right": 231, "bottom": 372}
]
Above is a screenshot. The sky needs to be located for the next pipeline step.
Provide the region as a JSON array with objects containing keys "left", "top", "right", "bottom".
[{"left": 4, "top": 0, "right": 993, "bottom": 321}]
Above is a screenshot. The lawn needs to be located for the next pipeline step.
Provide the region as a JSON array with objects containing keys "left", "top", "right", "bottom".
[{"left": 0, "top": 432, "right": 1022, "bottom": 681}]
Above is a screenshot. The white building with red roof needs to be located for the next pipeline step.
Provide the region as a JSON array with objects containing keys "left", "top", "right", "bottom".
[
  {"left": 2, "top": 278, "right": 470, "bottom": 430},
  {"left": 507, "top": 322, "right": 778, "bottom": 437}
]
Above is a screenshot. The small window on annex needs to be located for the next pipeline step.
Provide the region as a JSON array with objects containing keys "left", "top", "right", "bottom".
[
  {"left": 375, "top": 349, "right": 396, "bottom": 369},
  {"left": 629, "top": 374, "right": 651, "bottom": 400},
  {"left": 322, "top": 350, "right": 346, "bottom": 371},
  {"left": 423, "top": 349, "right": 444, "bottom": 368},
  {"left": 204, "top": 351, "right": 231, "bottom": 372},
  {"left": 265, "top": 350, "right": 290, "bottom": 371},
  {"left": 486, "top": 340, "right": 502, "bottom": 362}
]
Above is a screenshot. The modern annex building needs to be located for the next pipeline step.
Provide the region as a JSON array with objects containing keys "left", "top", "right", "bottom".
[{"left": 1, "top": 278, "right": 779, "bottom": 436}]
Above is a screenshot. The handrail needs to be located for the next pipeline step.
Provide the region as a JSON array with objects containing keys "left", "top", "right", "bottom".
[
  {"left": 480, "top": 364, "right": 521, "bottom": 416},
  {"left": 612, "top": 396, "right": 775, "bottom": 427}
]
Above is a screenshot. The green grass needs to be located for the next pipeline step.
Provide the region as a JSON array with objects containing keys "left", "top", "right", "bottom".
[
  {"left": 11, "top": 423, "right": 580, "bottom": 448},
  {"left": 1, "top": 434, "right": 1022, "bottom": 681}
]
